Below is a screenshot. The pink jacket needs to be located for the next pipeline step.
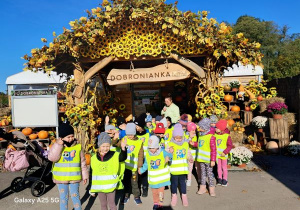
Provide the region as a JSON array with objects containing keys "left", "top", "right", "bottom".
[
  {"left": 48, "top": 141, "right": 89, "bottom": 184},
  {"left": 217, "top": 130, "right": 233, "bottom": 155},
  {"left": 192, "top": 128, "right": 217, "bottom": 162}
]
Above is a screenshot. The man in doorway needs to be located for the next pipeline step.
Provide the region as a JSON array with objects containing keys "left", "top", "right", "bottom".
[{"left": 161, "top": 96, "right": 180, "bottom": 124}]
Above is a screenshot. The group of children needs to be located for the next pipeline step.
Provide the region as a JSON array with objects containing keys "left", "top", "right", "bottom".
[{"left": 49, "top": 113, "right": 232, "bottom": 210}]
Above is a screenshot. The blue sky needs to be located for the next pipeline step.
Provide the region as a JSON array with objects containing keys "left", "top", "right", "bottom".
[{"left": 0, "top": 0, "right": 299, "bottom": 92}]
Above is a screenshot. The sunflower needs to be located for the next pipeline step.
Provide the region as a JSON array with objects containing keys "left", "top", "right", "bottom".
[
  {"left": 81, "top": 111, "right": 88, "bottom": 116},
  {"left": 88, "top": 106, "right": 94, "bottom": 112},
  {"left": 266, "top": 94, "right": 273, "bottom": 99},
  {"left": 250, "top": 104, "right": 257, "bottom": 110},
  {"left": 204, "top": 96, "right": 210, "bottom": 101},
  {"left": 215, "top": 109, "right": 221, "bottom": 115},
  {"left": 196, "top": 101, "right": 201, "bottom": 107},
  {"left": 207, "top": 110, "right": 213, "bottom": 116},
  {"left": 108, "top": 112, "right": 114, "bottom": 117},
  {"left": 103, "top": 110, "right": 107, "bottom": 115},
  {"left": 199, "top": 110, "right": 207, "bottom": 116},
  {"left": 119, "top": 104, "right": 126, "bottom": 110},
  {"left": 271, "top": 90, "right": 277, "bottom": 95},
  {"left": 219, "top": 91, "right": 225, "bottom": 97},
  {"left": 262, "top": 87, "right": 268, "bottom": 92}
]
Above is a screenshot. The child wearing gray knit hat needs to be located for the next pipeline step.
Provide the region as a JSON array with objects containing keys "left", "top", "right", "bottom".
[
  {"left": 97, "top": 132, "right": 112, "bottom": 148},
  {"left": 125, "top": 123, "right": 136, "bottom": 135}
]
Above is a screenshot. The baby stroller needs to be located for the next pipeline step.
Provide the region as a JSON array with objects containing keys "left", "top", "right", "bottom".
[{"left": 1, "top": 129, "right": 53, "bottom": 197}]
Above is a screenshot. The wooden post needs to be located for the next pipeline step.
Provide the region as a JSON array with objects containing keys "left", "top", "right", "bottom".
[
  {"left": 73, "top": 56, "right": 113, "bottom": 101},
  {"left": 73, "top": 63, "right": 85, "bottom": 105},
  {"left": 241, "top": 111, "right": 253, "bottom": 125},
  {"left": 269, "top": 118, "right": 289, "bottom": 148}
]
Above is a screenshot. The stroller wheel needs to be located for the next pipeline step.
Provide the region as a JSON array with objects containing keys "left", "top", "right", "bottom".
[
  {"left": 31, "top": 180, "right": 46, "bottom": 197},
  {"left": 11, "top": 177, "right": 25, "bottom": 192}
]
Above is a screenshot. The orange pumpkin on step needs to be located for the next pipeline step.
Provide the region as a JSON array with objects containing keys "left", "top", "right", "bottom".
[
  {"left": 224, "top": 94, "right": 233, "bottom": 102},
  {"left": 22, "top": 127, "right": 32, "bottom": 136},
  {"left": 245, "top": 106, "right": 250, "bottom": 111},
  {"left": 231, "top": 105, "right": 240, "bottom": 112},
  {"left": 29, "top": 134, "right": 38, "bottom": 140},
  {"left": 257, "top": 95, "right": 263, "bottom": 101},
  {"left": 38, "top": 130, "right": 49, "bottom": 139},
  {"left": 85, "top": 154, "right": 91, "bottom": 165},
  {"left": 227, "top": 119, "right": 235, "bottom": 127}
]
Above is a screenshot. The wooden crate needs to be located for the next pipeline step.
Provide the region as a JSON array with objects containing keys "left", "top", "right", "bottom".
[
  {"left": 269, "top": 118, "right": 289, "bottom": 148},
  {"left": 115, "top": 90, "right": 132, "bottom": 117},
  {"left": 241, "top": 111, "right": 253, "bottom": 125}
]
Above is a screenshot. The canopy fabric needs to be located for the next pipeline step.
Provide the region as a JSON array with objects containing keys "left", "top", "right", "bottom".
[
  {"left": 6, "top": 71, "right": 67, "bottom": 85},
  {"left": 224, "top": 63, "right": 263, "bottom": 77}
]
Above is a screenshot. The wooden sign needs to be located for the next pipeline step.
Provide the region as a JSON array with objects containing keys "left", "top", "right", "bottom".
[{"left": 107, "top": 63, "right": 190, "bottom": 85}]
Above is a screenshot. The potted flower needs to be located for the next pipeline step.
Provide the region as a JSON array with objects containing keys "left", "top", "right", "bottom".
[
  {"left": 267, "top": 102, "right": 288, "bottom": 119},
  {"left": 229, "top": 81, "right": 240, "bottom": 92},
  {"left": 251, "top": 116, "right": 268, "bottom": 132},
  {"left": 231, "top": 146, "right": 253, "bottom": 168}
]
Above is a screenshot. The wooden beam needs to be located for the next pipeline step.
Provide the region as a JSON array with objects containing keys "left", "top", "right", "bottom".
[
  {"left": 170, "top": 53, "right": 205, "bottom": 79},
  {"left": 73, "top": 56, "right": 113, "bottom": 99}
]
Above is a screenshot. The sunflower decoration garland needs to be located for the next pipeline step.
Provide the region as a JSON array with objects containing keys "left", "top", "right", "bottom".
[
  {"left": 196, "top": 86, "right": 228, "bottom": 119},
  {"left": 245, "top": 79, "right": 277, "bottom": 111}
]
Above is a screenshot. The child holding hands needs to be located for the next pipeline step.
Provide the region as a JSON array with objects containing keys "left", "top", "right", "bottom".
[
  {"left": 49, "top": 123, "right": 89, "bottom": 210},
  {"left": 90, "top": 132, "right": 127, "bottom": 210},
  {"left": 168, "top": 123, "right": 193, "bottom": 207},
  {"left": 215, "top": 120, "right": 233, "bottom": 186},
  {"left": 190, "top": 118, "right": 217, "bottom": 196},
  {"left": 138, "top": 135, "right": 172, "bottom": 210}
]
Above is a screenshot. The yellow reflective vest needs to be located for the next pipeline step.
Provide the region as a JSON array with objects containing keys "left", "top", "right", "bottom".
[
  {"left": 196, "top": 134, "right": 213, "bottom": 163},
  {"left": 185, "top": 131, "right": 197, "bottom": 160},
  {"left": 214, "top": 134, "right": 229, "bottom": 160},
  {"left": 137, "top": 133, "right": 150, "bottom": 156},
  {"left": 169, "top": 141, "right": 189, "bottom": 175},
  {"left": 164, "top": 127, "right": 174, "bottom": 148},
  {"left": 146, "top": 150, "right": 170, "bottom": 185},
  {"left": 124, "top": 137, "right": 143, "bottom": 172},
  {"left": 52, "top": 144, "right": 82, "bottom": 181},
  {"left": 90, "top": 152, "right": 122, "bottom": 193}
]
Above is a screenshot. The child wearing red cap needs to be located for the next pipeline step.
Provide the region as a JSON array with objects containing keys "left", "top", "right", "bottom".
[
  {"left": 215, "top": 120, "right": 233, "bottom": 187},
  {"left": 154, "top": 122, "right": 166, "bottom": 149}
]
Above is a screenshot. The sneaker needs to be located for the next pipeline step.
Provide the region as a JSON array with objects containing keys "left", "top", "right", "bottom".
[
  {"left": 222, "top": 179, "right": 228, "bottom": 187},
  {"left": 89, "top": 191, "right": 96, "bottom": 197},
  {"left": 186, "top": 180, "right": 191, "bottom": 187},
  {"left": 134, "top": 197, "right": 142, "bottom": 205},
  {"left": 217, "top": 178, "right": 222, "bottom": 186},
  {"left": 122, "top": 196, "right": 130, "bottom": 205},
  {"left": 153, "top": 204, "right": 159, "bottom": 210}
]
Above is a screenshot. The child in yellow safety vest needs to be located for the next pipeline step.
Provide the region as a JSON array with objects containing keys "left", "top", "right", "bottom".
[
  {"left": 215, "top": 120, "right": 233, "bottom": 187},
  {"left": 145, "top": 113, "right": 154, "bottom": 134},
  {"left": 186, "top": 122, "right": 197, "bottom": 187},
  {"left": 168, "top": 123, "right": 193, "bottom": 207},
  {"left": 48, "top": 123, "right": 88, "bottom": 210},
  {"left": 121, "top": 122, "right": 144, "bottom": 205},
  {"left": 153, "top": 122, "right": 166, "bottom": 149},
  {"left": 163, "top": 117, "right": 174, "bottom": 149},
  {"left": 90, "top": 132, "right": 127, "bottom": 210},
  {"left": 190, "top": 118, "right": 217, "bottom": 197},
  {"left": 138, "top": 135, "right": 172, "bottom": 210},
  {"left": 135, "top": 113, "right": 150, "bottom": 198}
]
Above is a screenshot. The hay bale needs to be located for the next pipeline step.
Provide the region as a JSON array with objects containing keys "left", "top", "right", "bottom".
[
  {"left": 230, "top": 131, "right": 244, "bottom": 144},
  {"left": 258, "top": 97, "right": 285, "bottom": 113},
  {"left": 226, "top": 111, "right": 240, "bottom": 120},
  {"left": 283, "top": 112, "right": 296, "bottom": 126}
]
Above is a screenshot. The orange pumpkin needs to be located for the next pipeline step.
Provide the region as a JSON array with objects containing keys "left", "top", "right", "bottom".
[
  {"left": 257, "top": 95, "right": 263, "bottom": 101},
  {"left": 22, "top": 127, "right": 33, "bottom": 136},
  {"left": 231, "top": 105, "right": 240, "bottom": 112},
  {"left": 85, "top": 154, "right": 91, "bottom": 165},
  {"left": 245, "top": 106, "right": 251, "bottom": 111},
  {"left": 227, "top": 119, "right": 235, "bottom": 127},
  {"left": 8, "top": 144, "right": 16, "bottom": 151},
  {"left": 29, "top": 134, "right": 38, "bottom": 140},
  {"left": 38, "top": 130, "right": 49, "bottom": 139},
  {"left": 224, "top": 94, "right": 233, "bottom": 102}
]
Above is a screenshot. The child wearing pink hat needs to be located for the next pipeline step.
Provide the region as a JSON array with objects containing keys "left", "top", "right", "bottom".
[{"left": 215, "top": 120, "right": 233, "bottom": 187}]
